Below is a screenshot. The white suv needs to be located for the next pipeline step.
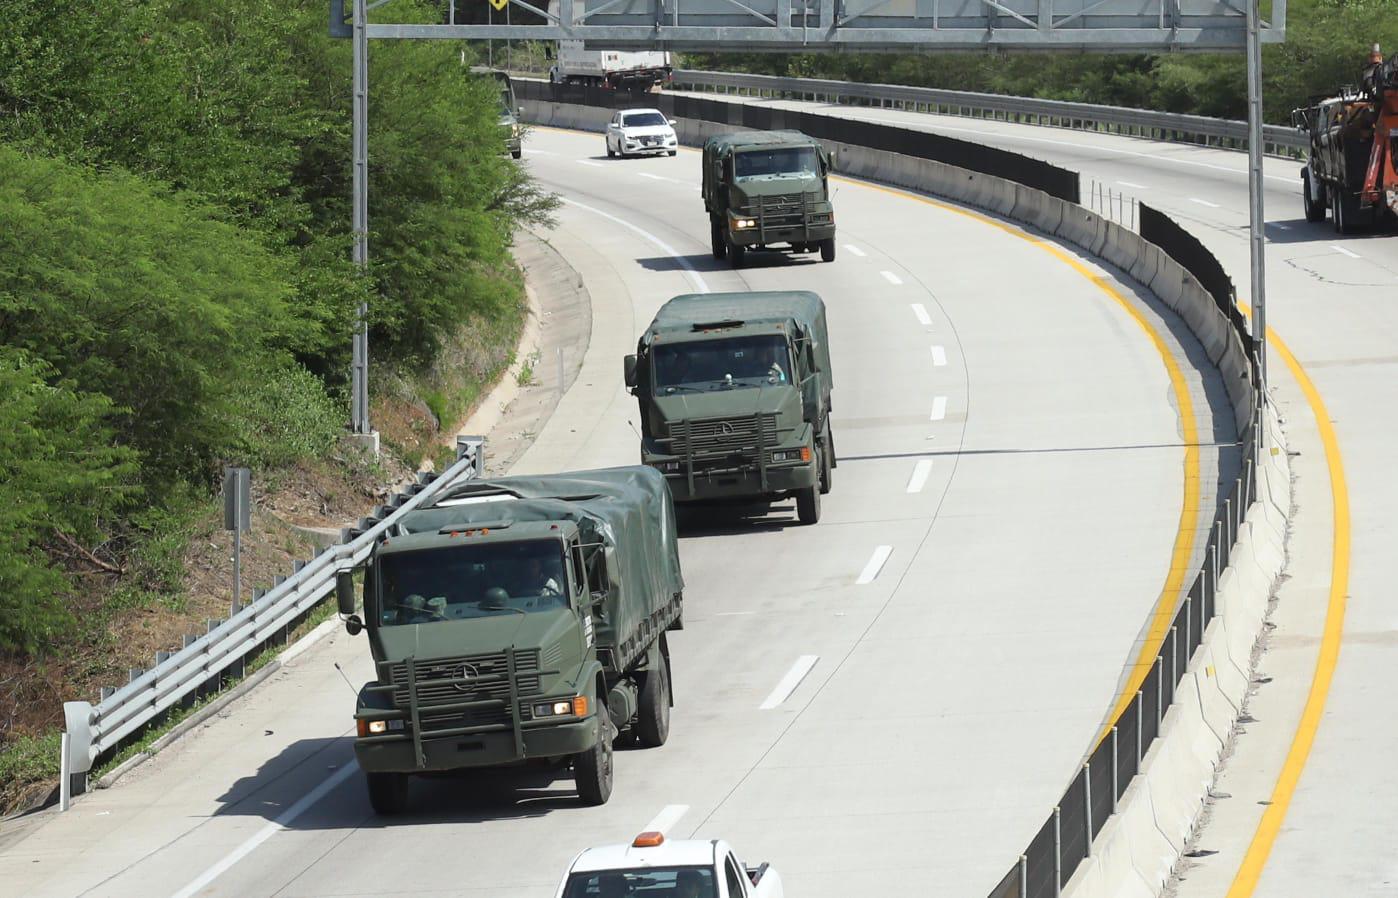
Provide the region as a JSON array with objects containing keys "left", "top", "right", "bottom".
[{"left": 606, "top": 108, "right": 679, "bottom": 158}]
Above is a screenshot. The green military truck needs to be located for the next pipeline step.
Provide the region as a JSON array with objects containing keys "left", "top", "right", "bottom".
[
  {"left": 337, "top": 467, "right": 683, "bottom": 812},
  {"left": 470, "top": 65, "right": 522, "bottom": 159},
  {"left": 623, "top": 291, "right": 835, "bottom": 524},
  {"left": 702, "top": 130, "right": 836, "bottom": 268}
]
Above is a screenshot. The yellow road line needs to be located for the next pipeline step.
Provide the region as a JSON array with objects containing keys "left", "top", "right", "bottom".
[
  {"left": 1224, "top": 316, "right": 1349, "bottom": 897},
  {"left": 831, "top": 176, "right": 1203, "bottom": 744}
]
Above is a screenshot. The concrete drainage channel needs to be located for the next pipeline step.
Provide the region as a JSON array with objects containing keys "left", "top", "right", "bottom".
[{"left": 521, "top": 89, "right": 1290, "bottom": 898}]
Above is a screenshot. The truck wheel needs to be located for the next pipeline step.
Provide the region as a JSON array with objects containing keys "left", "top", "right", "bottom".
[
  {"left": 796, "top": 483, "right": 821, "bottom": 525},
  {"left": 574, "top": 704, "right": 614, "bottom": 805},
  {"left": 1301, "top": 169, "right": 1326, "bottom": 223},
  {"left": 711, "top": 219, "right": 727, "bottom": 260},
  {"left": 728, "top": 240, "right": 746, "bottom": 269},
  {"left": 635, "top": 652, "right": 671, "bottom": 748},
  {"left": 366, "top": 771, "right": 409, "bottom": 815},
  {"left": 819, "top": 238, "right": 836, "bottom": 263},
  {"left": 511, "top": 149, "right": 522, "bottom": 160}
]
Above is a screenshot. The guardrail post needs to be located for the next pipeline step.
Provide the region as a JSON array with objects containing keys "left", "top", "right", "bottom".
[
  {"left": 60, "top": 732, "right": 72, "bottom": 811},
  {"left": 1053, "top": 805, "right": 1062, "bottom": 896},
  {"left": 1156, "top": 656, "right": 1165, "bottom": 727},
  {"left": 1135, "top": 691, "right": 1144, "bottom": 766},
  {"left": 1019, "top": 854, "right": 1028, "bottom": 898},
  {"left": 1084, "top": 761, "right": 1093, "bottom": 855},
  {"left": 1184, "top": 596, "right": 1193, "bottom": 655},
  {"left": 1110, "top": 727, "right": 1119, "bottom": 811}
]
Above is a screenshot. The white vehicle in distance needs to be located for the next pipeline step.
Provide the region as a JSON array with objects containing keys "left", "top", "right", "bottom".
[
  {"left": 606, "top": 109, "right": 679, "bottom": 158},
  {"left": 554, "top": 831, "right": 782, "bottom": 898}
]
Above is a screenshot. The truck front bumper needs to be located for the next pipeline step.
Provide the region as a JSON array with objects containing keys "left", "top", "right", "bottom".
[
  {"left": 651, "top": 459, "right": 817, "bottom": 503},
  {"left": 355, "top": 714, "right": 599, "bottom": 773},
  {"left": 729, "top": 221, "right": 835, "bottom": 249}
]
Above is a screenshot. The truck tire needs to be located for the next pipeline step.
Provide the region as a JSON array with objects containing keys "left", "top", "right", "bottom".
[
  {"left": 511, "top": 149, "right": 522, "bottom": 160},
  {"left": 574, "top": 704, "right": 614, "bottom": 805},
  {"left": 728, "top": 240, "right": 746, "bottom": 269},
  {"left": 796, "top": 482, "right": 821, "bottom": 525},
  {"left": 819, "top": 238, "right": 836, "bottom": 263},
  {"left": 635, "top": 646, "right": 671, "bottom": 748},
  {"left": 1333, "top": 189, "right": 1359, "bottom": 235},
  {"left": 711, "top": 219, "right": 727, "bottom": 260},
  {"left": 1302, "top": 168, "right": 1326, "bottom": 223},
  {"left": 366, "top": 771, "right": 409, "bottom": 815}
]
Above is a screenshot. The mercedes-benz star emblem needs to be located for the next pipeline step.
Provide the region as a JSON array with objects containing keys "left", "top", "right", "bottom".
[
  {"left": 717, "top": 421, "right": 736, "bottom": 441},
  {"left": 453, "top": 664, "right": 479, "bottom": 692}
]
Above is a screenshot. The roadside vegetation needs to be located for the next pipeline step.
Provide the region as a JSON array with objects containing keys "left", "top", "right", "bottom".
[
  {"left": 689, "top": 0, "right": 1397, "bottom": 123},
  {"left": 0, "top": 0, "right": 555, "bottom": 813}
]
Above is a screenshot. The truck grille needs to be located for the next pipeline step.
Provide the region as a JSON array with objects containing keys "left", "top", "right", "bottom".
[
  {"left": 743, "top": 193, "right": 814, "bottom": 230},
  {"left": 671, "top": 414, "right": 778, "bottom": 468},
  {"left": 385, "top": 649, "right": 542, "bottom": 708}
]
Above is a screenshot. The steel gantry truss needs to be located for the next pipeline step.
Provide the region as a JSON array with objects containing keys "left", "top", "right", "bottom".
[{"left": 331, "top": 0, "right": 1284, "bottom": 51}]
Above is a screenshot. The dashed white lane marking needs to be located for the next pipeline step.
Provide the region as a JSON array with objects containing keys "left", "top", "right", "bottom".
[
  {"left": 911, "top": 304, "right": 933, "bottom": 327},
  {"left": 1189, "top": 197, "right": 1221, "bottom": 208},
  {"left": 562, "top": 198, "right": 709, "bottom": 294},
  {"left": 931, "top": 346, "right": 948, "bottom": 367},
  {"left": 1331, "top": 244, "right": 1361, "bottom": 259},
  {"left": 906, "top": 459, "right": 934, "bottom": 494},
  {"left": 1273, "top": 222, "right": 1292, "bottom": 230},
  {"left": 169, "top": 761, "right": 359, "bottom": 898},
  {"left": 715, "top": 610, "right": 756, "bottom": 616},
  {"left": 577, "top": 160, "right": 604, "bottom": 168},
  {"left": 759, "top": 656, "right": 820, "bottom": 710},
  {"left": 845, "top": 244, "right": 867, "bottom": 257},
  {"left": 1116, "top": 180, "right": 1149, "bottom": 190},
  {"left": 881, "top": 270, "right": 904, "bottom": 286},
  {"left": 930, "top": 396, "right": 948, "bottom": 421},
  {"left": 643, "top": 804, "right": 690, "bottom": 835},
  {"left": 856, "top": 545, "right": 894, "bottom": 585},
  {"left": 639, "top": 172, "right": 676, "bottom": 182},
  {"left": 522, "top": 148, "right": 557, "bottom": 156}
]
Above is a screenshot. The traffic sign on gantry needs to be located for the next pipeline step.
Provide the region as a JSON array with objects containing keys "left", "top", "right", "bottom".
[{"left": 332, "top": 0, "right": 1284, "bottom": 51}]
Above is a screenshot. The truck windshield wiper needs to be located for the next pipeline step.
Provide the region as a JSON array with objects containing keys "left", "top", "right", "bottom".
[
  {"left": 661, "top": 384, "right": 709, "bottom": 394},
  {"left": 479, "top": 604, "right": 526, "bottom": 615}
]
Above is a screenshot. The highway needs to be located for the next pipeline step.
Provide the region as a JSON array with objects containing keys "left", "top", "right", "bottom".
[
  {"left": 0, "top": 125, "right": 1229, "bottom": 897},
  {"left": 670, "top": 91, "right": 1395, "bottom": 897}
]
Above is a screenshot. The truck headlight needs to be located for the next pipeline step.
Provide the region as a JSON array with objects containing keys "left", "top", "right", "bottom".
[
  {"left": 533, "top": 695, "right": 589, "bottom": 718},
  {"left": 647, "top": 459, "right": 680, "bottom": 472},
  {"left": 733, "top": 218, "right": 756, "bottom": 229},
  {"left": 771, "top": 447, "right": 812, "bottom": 463}
]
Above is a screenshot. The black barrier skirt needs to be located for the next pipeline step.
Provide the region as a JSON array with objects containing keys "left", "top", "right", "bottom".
[
  {"left": 1140, "top": 202, "right": 1256, "bottom": 357},
  {"left": 1088, "top": 737, "right": 1115, "bottom": 840},
  {"left": 1025, "top": 815, "right": 1057, "bottom": 898}
]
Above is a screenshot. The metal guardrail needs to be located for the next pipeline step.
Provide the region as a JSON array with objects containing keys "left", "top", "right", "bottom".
[
  {"left": 59, "top": 436, "right": 486, "bottom": 805},
  {"left": 670, "top": 69, "right": 1308, "bottom": 158}
]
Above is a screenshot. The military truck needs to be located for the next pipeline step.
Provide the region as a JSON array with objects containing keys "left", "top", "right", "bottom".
[
  {"left": 624, "top": 291, "right": 835, "bottom": 525},
  {"left": 702, "top": 130, "right": 836, "bottom": 268},
  {"left": 471, "top": 65, "right": 522, "bottom": 159},
  {"left": 337, "top": 467, "right": 684, "bottom": 812}
]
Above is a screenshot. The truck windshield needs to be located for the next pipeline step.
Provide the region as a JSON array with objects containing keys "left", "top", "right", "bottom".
[
  {"left": 377, "top": 539, "right": 567, "bottom": 626},
  {"left": 654, "top": 335, "right": 791, "bottom": 390},
  {"left": 734, "top": 146, "right": 819, "bottom": 179},
  {"left": 623, "top": 111, "right": 667, "bottom": 128},
  {"left": 562, "top": 866, "right": 717, "bottom": 898}
]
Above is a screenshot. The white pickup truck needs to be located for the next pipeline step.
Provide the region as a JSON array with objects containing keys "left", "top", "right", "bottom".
[{"left": 554, "top": 831, "right": 783, "bottom": 898}]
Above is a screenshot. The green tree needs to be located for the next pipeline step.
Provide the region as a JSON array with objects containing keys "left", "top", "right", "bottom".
[{"left": 0, "top": 349, "right": 136, "bottom": 653}]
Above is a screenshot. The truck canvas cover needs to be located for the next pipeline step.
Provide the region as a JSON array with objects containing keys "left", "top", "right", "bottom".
[
  {"left": 399, "top": 467, "right": 682, "bottom": 649},
  {"left": 644, "top": 291, "right": 832, "bottom": 389}
]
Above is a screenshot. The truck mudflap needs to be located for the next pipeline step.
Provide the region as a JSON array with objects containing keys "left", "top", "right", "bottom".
[{"left": 357, "top": 646, "right": 554, "bottom": 767}]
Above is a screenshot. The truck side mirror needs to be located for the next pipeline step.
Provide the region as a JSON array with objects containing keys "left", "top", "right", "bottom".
[
  {"left": 336, "top": 571, "right": 357, "bottom": 616},
  {"left": 623, "top": 354, "right": 638, "bottom": 389}
]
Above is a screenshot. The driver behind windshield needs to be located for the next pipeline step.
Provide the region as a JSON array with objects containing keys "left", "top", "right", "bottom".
[
  {"left": 378, "top": 540, "right": 567, "bottom": 624},
  {"left": 654, "top": 337, "right": 791, "bottom": 390}
]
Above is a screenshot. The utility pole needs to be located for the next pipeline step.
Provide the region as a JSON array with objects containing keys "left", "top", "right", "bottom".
[{"left": 351, "top": 0, "right": 374, "bottom": 444}]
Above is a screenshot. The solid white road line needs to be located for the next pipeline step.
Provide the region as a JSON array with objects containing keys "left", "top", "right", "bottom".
[
  {"left": 910, "top": 303, "right": 932, "bottom": 327},
  {"left": 759, "top": 655, "right": 820, "bottom": 710},
  {"left": 562, "top": 198, "right": 709, "bottom": 295},
  {"left": 577, "top": 160, "right": 604, "bottom": 168},
  {"left": 881, "top": 270, "right": 903, "bottom": 286},
  {"left": 856, "top": 545, "right": 894, "bottom": 585},
  {"left": 1116, "top": 180, "right": 1149, "bottom": 190},
  {"left": 1189, "top": 197, "right": 1221, "bottom": 208},
  {"left": 168, "top": 761, "right": 359, "bottom": 898},
  {"left": 930, "top": 346, "right": 948, "bottom": 367},
  {"left": 1331, "top": 244, "right": 1361, "bottom": 259},
  {"left": 906, "top": 459, "right": 934, "bottom": 494},
  {"left": 715, "top": 610, "right": 756, "bottom": 616},
  {"left": 929, "top": 395, "right": 948, "bottom": 421},
  {"left": 643, "top": 804, "right": 691, "bottom": 835},
  {"left": 844, "top": 244, "right": 867, "bottom": 257}
]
